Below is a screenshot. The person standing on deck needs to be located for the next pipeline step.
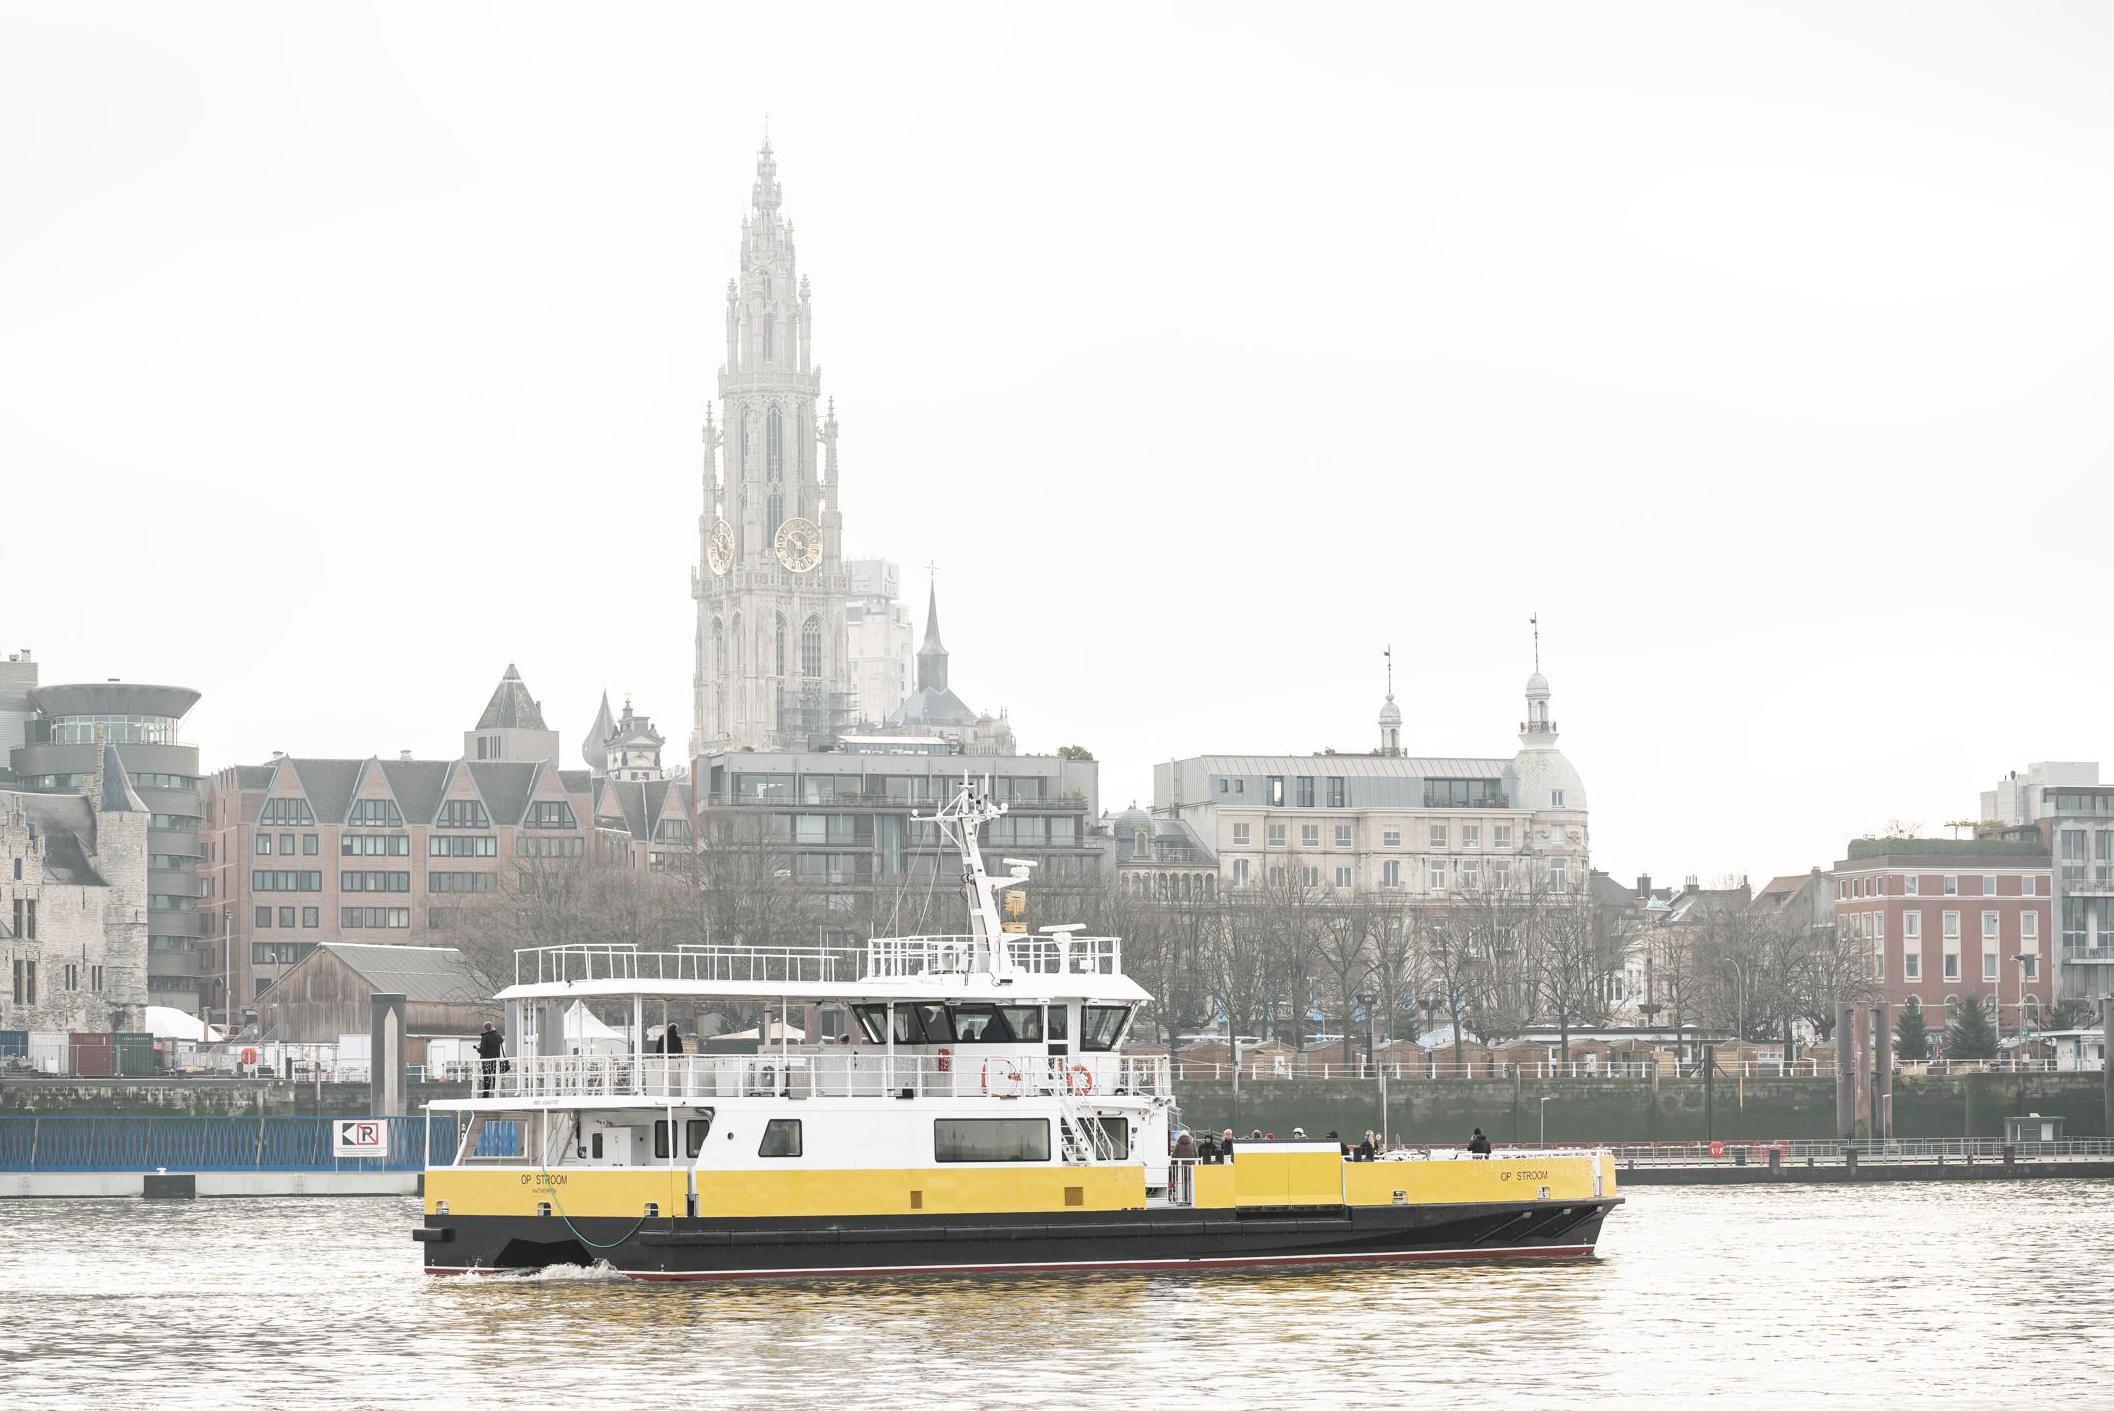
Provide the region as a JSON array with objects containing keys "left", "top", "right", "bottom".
[
  {"left": 1467, "top": 1128, "right": 1493, "bottom": 1157},
  {"left": 476, "top": 1022, "right": 504, "bottom": 1097}
]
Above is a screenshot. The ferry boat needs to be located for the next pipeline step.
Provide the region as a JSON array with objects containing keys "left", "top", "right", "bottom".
[{"left": 414, "top": 783, "right": 1619, "bottom": 1279}]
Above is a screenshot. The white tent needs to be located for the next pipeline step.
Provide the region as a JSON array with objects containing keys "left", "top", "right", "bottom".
[
  {"left": 715, "top": 1018, "right": 806, "bottom": 1044},
  {"left": 565, "top": 1001, "right": 626, "bottom": 1055},
  {"left": 143, "top": 1005, "right": 225, "bottom": 1043}
]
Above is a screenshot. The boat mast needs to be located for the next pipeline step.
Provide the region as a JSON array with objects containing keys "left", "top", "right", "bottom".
[{"left": 919, "top": 774, "right": 1031, "bottom": 976}]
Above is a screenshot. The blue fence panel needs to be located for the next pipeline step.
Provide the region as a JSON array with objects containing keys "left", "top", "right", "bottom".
[{"left": 0, "top": 1115, "right": 462, "bottom": 1172}]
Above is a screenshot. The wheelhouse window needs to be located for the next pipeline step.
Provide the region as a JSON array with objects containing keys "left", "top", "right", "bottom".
[
  {"left": 934, "top": 1118, "right": 1050, "bottom": 1163},
  {"left": 950, "top": 1004, "right": 1011, "bottom": 1042},
  {"left": 999, "top": 1006, "right": 1044, "bottom": 1043},
  {"left": 1079, "top": 1005, "right": 1131, "bottom": 1052},
  {"left": 915, "top": 1003, "right": 954, "bottom": 1044},
  {"left": 654, "top": 1113, "right": 715, "bottom": 1159},
  {"left": 758, "top": 1119, "right": 803, "bottom": 1158}
]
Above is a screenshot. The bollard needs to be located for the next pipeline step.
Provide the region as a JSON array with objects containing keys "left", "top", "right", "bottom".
[
  {"left": 1767, "top": 1148, "right": 1782, "bottom": 1173},
  {"left": 2002, "top": 1144, "right": 2016, "bottom": 1167},
  {"left": 1843, "top": 1148, "right": 1858, "bottom": 1178}
]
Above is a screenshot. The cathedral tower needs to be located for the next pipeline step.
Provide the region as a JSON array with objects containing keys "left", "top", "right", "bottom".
[{"left": 692, "top": 138, "right": 853, "bottom": 757}]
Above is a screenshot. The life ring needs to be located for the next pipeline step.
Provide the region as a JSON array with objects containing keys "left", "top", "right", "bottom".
[
  {"left": 980, "top": 1059, "right": 1023, "bottom": 1096},
  {"left": 1708, "top": 1140, "right": 1724, "bottom": 1158},
  {"left": 1067, "top": 1063, "right": 1094, "bottom": 1096}
]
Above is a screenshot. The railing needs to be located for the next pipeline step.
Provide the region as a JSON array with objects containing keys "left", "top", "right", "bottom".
[
  {"left": 864, "top": 933, "right": 1125, "bottom": 978},
  {"left": 2061, "top": 943, "right": 2114, "bottom": 962},
  {"left": 0, "top": 1115, "right": 450, "bottom": 1172},
  {"left": 1602, "top": 1137, "right": 2114, "bottom": 1165},
  {"left": 1164, "top": 1056, "right": 2073, "bottom": 1082},
  {"left": 514, "top": 943, "right": 841, "bottom": 987},
  {"left": 484, "top": 1051, "right": 1170, "bottom": 1103}
]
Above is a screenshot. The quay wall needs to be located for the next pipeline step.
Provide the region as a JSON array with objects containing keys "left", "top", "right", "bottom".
[
  {"left": 1168, "top": 1074, "right": 2109, "bottom": 1144},
  {"left": 2, "top": 1073, "right": 2104, "bottom": 1144}
]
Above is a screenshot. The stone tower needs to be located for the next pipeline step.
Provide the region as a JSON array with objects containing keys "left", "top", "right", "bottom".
[{"left": 691, "top": 137, "right": 852, "bottom": 758}]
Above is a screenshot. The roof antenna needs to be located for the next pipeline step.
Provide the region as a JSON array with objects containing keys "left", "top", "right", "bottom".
[
  {"left": 1530, "top": 612, "right": 1540, "bottom": 673},
  {"left": 1384, "top": 644, "right": 1393, "bottom": 698}
]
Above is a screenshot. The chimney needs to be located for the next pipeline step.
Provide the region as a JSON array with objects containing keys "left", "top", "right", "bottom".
[
  {"left": 1636, "top": 873, "right": 1651, "bottom": 900},
  {"left": 398, "top": 750, "right": 412, "bottom": 762}
]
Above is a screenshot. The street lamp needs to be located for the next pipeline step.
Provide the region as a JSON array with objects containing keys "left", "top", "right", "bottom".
[
  {"left": 1357, "top": 990, "right": 1377, "bottom": 1074},
  {"left": 1539, "top": 1094, "right": 1555, "bottom": 1146}
]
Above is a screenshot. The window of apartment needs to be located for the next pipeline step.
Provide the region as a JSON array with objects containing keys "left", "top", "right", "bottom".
[
  {"left": 303, "top": 834, "right": 319, "bottom": 855},
  {"left": 1334, "top": 824, "right": 1352, "bottom": 848},
  {"left": 1550, "top": 790, "right": 1565, "bottom": 808},
  {"left": 1944, "top": 875, "right": 1958, "bottom": 897},
  {"left": 259, "top": 798, "right": 315, "bottom": 826},
  {"left": 2023, "top": 912, "right": 2039, "bottom": 943},
  {"left": 1943, "top": 911, "right": 1960, "bottom": 940},
  {"left": 1382, "top": 826, "right": 1401, "bottom": 848},
  {"left": 2022, "top": 876, "right": 2039, "bottom": 897},
  {"left": 1461, "top": 860, "right": 1480, "bottom": 890},
  {"left": 429, "top": 872, "right": 500, "bottom": 894},
  {"left": 1874, "top": 912, "right": 1885, "bottom": 940},
  {"left": 1905, "top": 949, "right": 1921, "bottom": 981},
  {"left": 525, "top": 801, "right": 577, "bottom": 829},
  {"left": 277, "top": 906, "right": 295, "bottom": 927},
  {"left": 1551, "top": 858, "right": 1571, "bottom": 889},
  {"left": 2022, "top": 956, "right": 2039, "bottom": 980},
  {"left": 302, "top": 907, "right": 319, "bottom": 928},
  {"left": 1382, "top": 860, "right": 1402, "bottom": 889},
  {"left": 1301, "top": 866, "right": 1319, "bottom": 888},
  {"left": 1231, "top": 823, "right": 1250, "bottom": 846},
  {"left": 518, "top": 836, "right": 585, "bottom": 858},
  {"left": 1427, "top": 861, "right": 1447, "bottom": 892},
  {"left": 278, "top": 834, "right": 294, "bottom": 856},
  {"left": 1944, "top": 951, "right": 1960, "bottom": 981},
  {"left": 1266, "top": 866, "right": 1285, "bottom": 887},
  {"left": 436, "top": 799, "right": 491, "bottom": 829},
  {"left": 1982, "top": 911, "right": 1999, "bottom": 941},
  {"left": 1982, "top": 952, "right": 1998, "bottom": 981},
  {"left": 1266, "top": 776, "right": 1284, "bottom": 807},
  {"left": 1266, "top": 823, "right": 1286, "bottom": 848},
  {"left": 1462, "top": 823, "right": 1481, "bottom": 849},
  {"left": 340, "top": 871, "right": 412, "bottom": 893},
  {"left": 11, "top": 959, "right": 35, "bottom": 1005},
  {"left": 1906, "top": 875, "right": 1921, "bottom": 896},
  {"left": 1295, "top": 776, "right": 1315, "bottom": 808},
  {"left": 1904, "top": 911, "right": 1922, "bottom": 940},
  {"left": 255, "top": 835, "right": 272, "bottom": 856},
  {"left": 343, "top": 834, "right": 411, "bottom": 857},
  {"left": 340, "top": 907, "right": 410, "bottom": 929},
  {"left": 1327, "top": 777, "right": 1346, "bottom": 809},
  {"left": 430, "top": 835, "right": 498, "bottom": 857},
  {"left": 1492, "top": 861, "right": 1511, "bottom": 892},
  {"left": 1300, "top": 824, "right": 1320, "bottom": 849},
  {"left": 1982, "top": 874, "right": 1998, "bottom": 897},
  {"left": 254, "top": 906, "right": 272, "bottom": 928},
  {"left": 1493, "top": 823, "right": 1513, "bottom": 849},
  {"left": 346, "top": 799, "right": 403, "bottom": 828},
  {"left": 1232, "top": 858, "right": 1250, "bottom": 886},
  {"left": 1429, "top": 823, "right": 1448, "bottom": 849},
  {"left": 1334, "top": 866, "right": 1352, "bottom": 889}
]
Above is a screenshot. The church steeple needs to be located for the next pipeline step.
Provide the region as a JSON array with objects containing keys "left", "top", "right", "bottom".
[
  {"left": 1377, "top": 645, "right": 1402, "bottom": 757},
  {"left": 751, "top": 134, "right": 782, "bottom": 218},
  {"left": 917, "top": 581, "right": 950, "bottom": 694}
]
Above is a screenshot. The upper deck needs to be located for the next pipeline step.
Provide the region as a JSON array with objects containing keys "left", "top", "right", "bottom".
[{"left": 502, "top": 934, "right": 1142, "bottom": 1003}]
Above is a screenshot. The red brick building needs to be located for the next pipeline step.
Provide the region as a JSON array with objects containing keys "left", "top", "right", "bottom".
[{"left": 1831, "top": 838, "right": 2052, "bottom": 1037}]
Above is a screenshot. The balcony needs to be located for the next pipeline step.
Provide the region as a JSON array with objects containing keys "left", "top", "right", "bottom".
[
  {"left": 2059, "top": 870, "right": 2114, "bottom": 895},
  {"left": 485, "top": 1050, "right": 1169, "bottom": 1104},
  {"left": 2060, "top": 942, "right": 2114, "bottom": 964}
]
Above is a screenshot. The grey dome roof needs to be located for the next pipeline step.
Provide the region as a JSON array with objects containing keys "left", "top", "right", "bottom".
[{"left": 1525, "top": 670, "right": 1550, "bottom": 695}]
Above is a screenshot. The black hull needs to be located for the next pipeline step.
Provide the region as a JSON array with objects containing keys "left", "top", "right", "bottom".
[{"left": 418, "top": 1198, "right": 1620, "bottom": 1281}]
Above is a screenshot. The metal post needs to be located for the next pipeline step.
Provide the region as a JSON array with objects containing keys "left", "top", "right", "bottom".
[
  {"left": 1873, "top": 1000, "right": 1893, "bottom": 1142},
  {"left": 370, "top": 992, "right": 407, "bottom": 1118},
  {"left": 1835, "top": 1002, "right": 1857, "bottom": 1141},
  {"left": 1703, "top": 1044, "right": 1714, "bottom": 1142}
]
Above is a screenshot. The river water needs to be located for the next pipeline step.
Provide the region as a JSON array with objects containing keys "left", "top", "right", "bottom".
[{"left": 2, "top": 1182, "right": 2108, "bottom": 1410}]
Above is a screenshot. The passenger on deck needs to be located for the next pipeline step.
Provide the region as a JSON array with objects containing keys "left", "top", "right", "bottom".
[
  {"left": 1355, "top": 1131, "right": 1375, "bottom": 1162},
  {"left": 664, "top": 1023, "right": 684, "bottom": 1056},
  {"left": 1330, "top": 1129, "right": 1347, "bottom": 1157},
  {"left": 1467, "top": 1128, "right": 1493, "bottom": 1157},
  {"left": 1173, "top": 1129, "right": 1198, "bottom": 1162},
  {"left": 476, "top": 1022, "right": 504, "bottom": 1097}
]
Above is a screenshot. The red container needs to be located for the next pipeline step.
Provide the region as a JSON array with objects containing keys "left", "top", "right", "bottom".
[{"left": 68, "top": 1032, "right": 115, "bottom": 1079}]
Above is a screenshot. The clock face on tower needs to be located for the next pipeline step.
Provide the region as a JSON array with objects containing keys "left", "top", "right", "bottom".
[
  {"left": 774, "top": 517, "right": 822, "bottom": 573},
  {"left": 706, "top": 519, "right": 734, "bottom": 576}
]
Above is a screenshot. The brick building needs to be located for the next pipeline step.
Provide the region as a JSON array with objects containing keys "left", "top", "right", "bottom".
[{"left": 1831, "top": 838, "right": 2052, "bottom": 1035}]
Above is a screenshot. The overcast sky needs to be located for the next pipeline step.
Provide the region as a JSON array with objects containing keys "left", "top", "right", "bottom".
[{"left": 6, "top": 3, "right": 2112, "bottom": 888}]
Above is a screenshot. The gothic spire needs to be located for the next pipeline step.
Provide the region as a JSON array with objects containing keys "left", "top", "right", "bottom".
[
  {"left": 917, "top": 577, "right": 949, "bottom": 694},
  {"left": 752, "top": 132, "right": 781, "bottom": 218}
]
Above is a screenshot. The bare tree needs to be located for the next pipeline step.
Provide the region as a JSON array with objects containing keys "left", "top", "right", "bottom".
[{"left": 1530, "top": 885, "right": 1627, "bottom": 1066}]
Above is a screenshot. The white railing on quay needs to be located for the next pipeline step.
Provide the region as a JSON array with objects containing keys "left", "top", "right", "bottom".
[
  {"left": 514, "top": 943, "right": 842, "bottom": 988},
  {"left": 1600, "top": 1137, "right": 2114, "bottom": 1164},
  {"left": 1162, "top": 1056, "right": 2073, "bottom": 1083},
  {"left": 479, "top": 1050, "right": 1170, "bottom": 1104}
]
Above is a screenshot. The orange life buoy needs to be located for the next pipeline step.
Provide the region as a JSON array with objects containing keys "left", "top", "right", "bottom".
[
  {"left": 1067, "top": 1063, "right": 1094, "bottom": 1096},
  {"left": 1709, "top": 1141, "right": 1725, "bottom": 1158},
  {"left": 980, "top": 1059, "right": 1022, "bottom": 1096},
  {"left": 936, "top": 1046, "right": 952, "bottom": 1073}
]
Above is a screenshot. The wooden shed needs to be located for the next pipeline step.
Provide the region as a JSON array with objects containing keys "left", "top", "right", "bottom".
[{"left": 255, "top": 942, "right": 492, "bottom": 1043}]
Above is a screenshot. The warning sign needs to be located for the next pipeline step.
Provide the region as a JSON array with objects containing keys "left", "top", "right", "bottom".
[{"left": 332, "top": 1118, "right": 390, "bottom": 1159}]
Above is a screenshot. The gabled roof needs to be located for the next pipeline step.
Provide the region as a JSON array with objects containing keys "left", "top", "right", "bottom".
[
  {"left": 316, "top": 943, "right": 485, "bottom": 1004},
  {"left": 7, "top": 791, "right": 106, "bottom": 886},
  {"left": 378, "top": 758, "right": 453, "bottom": 825},
  {"left": 285, "top": 758, "right": 364, "bottom": 825},
  {"left": 475, "top": 664, "right": 547, "bottom": 731},
  {"left": 464, "top": 761, "right": 539, "bottom": 826}
]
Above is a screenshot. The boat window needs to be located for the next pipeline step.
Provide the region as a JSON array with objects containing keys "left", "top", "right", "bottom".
[
  {"left": 686, "top": 1112, "right": 714, "bottom": 1157},
  {"left": 653, "top": 1121, "right": 670, "bottom": 1160},
  {"left": 934, "top": 1118, "right": 1051, "bottom": 1163},
  {"left": 461, "top": 1116, "right": 523, "bottom": 1163},
  {"left": 1079, "top": 1116, "right": 1130, "bottom": 1159},
  {"left": 852, "top": 1004, "right": 888, "bottom": 1044},
  {"left": 891, "top": 1006, "right": 925, "bottom": 1044},
  {"left": 758, "top": 1118, "right": 803, "bottom": 1158},
  {"left": 590, "top": 1132, "right": 604, "bottom": 1160},
  {"left": 1047, "top": 1005, "right": 1068, "bottom": 1042},
  {"left": 999, "top": 1006, "right": 1043, "bottom": 1043},
  {"left": 950, "top": 1004, "right": 1013, "bottom": 1043},
  {"left": 1079, "top": 1005, "right": 1132, "bottom": 1052},
  {"left": 915, "top": 1003, "right": 955, "bottom": 1044}
]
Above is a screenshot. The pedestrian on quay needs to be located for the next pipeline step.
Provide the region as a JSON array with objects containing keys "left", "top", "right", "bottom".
[{"left": 476, "top": 1020, "right": 505, "bottom": 1097}]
